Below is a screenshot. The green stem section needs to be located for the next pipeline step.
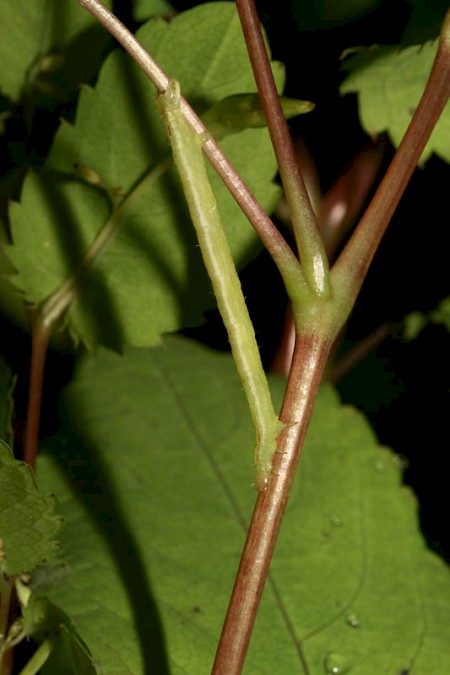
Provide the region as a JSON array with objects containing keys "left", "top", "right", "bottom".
[
  {"left": 235, "top": 0, "right": 330, "bottom": 299},
  {"left": 159, "top": 81, "right": 283, "bottom": 489},
  {"left": 18, "top": 636, "right": 57, "bottom": 675}
]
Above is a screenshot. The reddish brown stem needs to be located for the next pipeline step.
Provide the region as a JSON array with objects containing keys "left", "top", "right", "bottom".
[
  {"left": 23, "top": 319, "right": 52, "bottom": 468},
  {"left": 0, "top": 577, "right": 13, "bottom": 675},
  {"left": 212, "top": 331, "right": 332, "bottom": 674},
  {"left": 1, "top": 646, "right": 13, "bottom": 675},
  {"left": 235, "top": 0, "right": 329, "bottom": 297}
]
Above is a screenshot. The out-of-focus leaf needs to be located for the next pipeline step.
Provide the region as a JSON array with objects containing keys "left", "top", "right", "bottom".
[
  {"left": 403, "top": 311, "right": 429, "bottom": 341},
  {"left": 430, "top": 296, "right": 450, "bottom": 330},
  {"left": 133, "top": 0, "right": 174, "bottom": 21},
  {"left": 340, "top": 39, "right": 450, "bottom": 163},
  {"left": 402, "top": 296, "right": 450, "bottom": 340},
  {"left": 34, "top": 337, "right": 450, "bottom": 673}
]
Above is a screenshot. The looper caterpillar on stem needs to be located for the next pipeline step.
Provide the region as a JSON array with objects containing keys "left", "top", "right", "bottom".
[{"left": 158, "top": 80, "right": 283, "bottom": 490}]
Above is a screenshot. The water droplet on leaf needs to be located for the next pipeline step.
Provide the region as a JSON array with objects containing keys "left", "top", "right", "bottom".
[
  {"left": 346, "top": 612, "right": 361, "bottom": 627},
  {"left": 324, "top": 651, "right": 349, "bottom": 673},
  {"left": 330, "top": 515, "right": 343, "bottom": 527}
]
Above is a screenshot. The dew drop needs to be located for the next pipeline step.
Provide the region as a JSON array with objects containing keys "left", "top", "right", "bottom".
[
  {"left": 330, "top": 515, "right": 343, "bottom": 527},
  {"left": 346, "top": 612, "right": 361, "bottom": 628},
  {"left": 324, "top": 651, "right": 349, "bottom": 673}
]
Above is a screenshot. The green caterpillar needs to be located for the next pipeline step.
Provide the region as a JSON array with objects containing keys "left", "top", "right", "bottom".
[{"left": 158, "top": 80, "right": 283, "bottom": 490}]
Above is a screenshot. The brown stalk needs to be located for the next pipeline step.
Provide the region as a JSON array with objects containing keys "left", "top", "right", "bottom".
[
  {"left": 23, "top": 318, "right": 52, "bottom": 468},
  {"left": 235, "top": 0, "right": 330, "bottom": 298},
  {"left": 212, "top": 330, "right": 332, "bottom": 673}
]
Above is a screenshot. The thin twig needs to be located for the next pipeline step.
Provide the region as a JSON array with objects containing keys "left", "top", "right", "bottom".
[
  {"left": 0, "top": 577, "right": 13, "bottom": 675},
  {"left": 235, "top": 0, "right": 330, "bottom": 298},
  {"left": 77, "top": 0, "right": 305, "bottom": 298},
  {"left": 23, "top": 319, "right": 52, "bottom": 468},
  {"left": 212, "top": 331, "right": 332, "bottom": 674},
  {"left": 327, "top": 323, "right": 391, "bottom": 384}
]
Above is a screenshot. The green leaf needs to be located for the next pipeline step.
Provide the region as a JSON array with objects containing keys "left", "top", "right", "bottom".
[
  {"left": 0, "top": 441, "right": 64, "bottom": 576},
  {"left": 34, "top": 338, "right": 450, "bottom": 673},
  {"left": 17, "top": 590, "right": 97, "bottom": 675},
  {"left": 202, "top": 93, "right": 314, "bottom": 139},
  {"left": 402, "top": 296, "right": 450, "bottom": 340},
  {"left": 340, "top": 40, "right": 450, "bottom": 163},
  {"left": 402, "top": 310, "right": 429, "bottom": 341},
  {"left": 6, "top": 3, "right": 283, "bottom": 351},
  {"left": 0, "top": 0, "right": 113, "bottom": 102},
  {"left": 38, "top": 624, "right": 97, "bottom": 675},
  {"left": 430, "top": 295, "right": 450, "bottom": 330},
  {"left": 133, "top": 0, "right": 174, "bottom": 22}
]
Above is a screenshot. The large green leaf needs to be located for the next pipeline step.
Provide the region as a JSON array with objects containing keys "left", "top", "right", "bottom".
[
  {"left": 0, "top": 0, "right": 113, "bottom": 102},
  {"left": 6, "top": 3, "right": 283, "bottom": 351},
  {"left": 34, "top": 338, "right": 450, "bottom": 673},
  {"left": 0, "top": 441, "right": 63, "bottom": 576},
  {"left": 340, "top": 39, "right": 450, "bottom": 163}
]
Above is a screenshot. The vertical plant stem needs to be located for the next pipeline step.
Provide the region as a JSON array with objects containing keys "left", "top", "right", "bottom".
[
  {"left": 0, "top": 577, "right": 13, "bottom": 675},
  {"left": 23, "top": 318, "right": 52, "bottom": 468},
  {"left": 1, "top": 648, "right": 13, "bottom": 675},
  {"left": 235, "top": 0, "right": 330, "bottom": 298},
  {"left": 212, "top": 330, "right": 332, "bottom": 674}
]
